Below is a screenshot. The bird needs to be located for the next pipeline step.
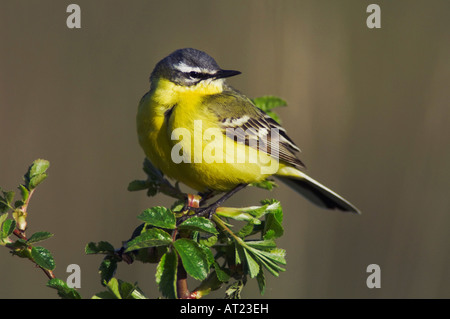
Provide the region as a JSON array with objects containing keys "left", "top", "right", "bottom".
[{"left": 137, "top": 48, "right": 360, "bottom": 215}]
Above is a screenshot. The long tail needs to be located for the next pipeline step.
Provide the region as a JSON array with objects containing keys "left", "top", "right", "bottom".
[{"left": 275, "top": 167, "right": 360, "bottom": 214}]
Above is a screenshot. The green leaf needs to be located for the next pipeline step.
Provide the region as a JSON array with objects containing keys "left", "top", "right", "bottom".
[
  {"left": 117, "top": 280, "right": 147, "bottom": 299},
  {"left": 25, "top": 159, "right": 50, "bottom": 189},
  {"left": 170, "top": 199, "right": 185, "bottom": 212},
  {"left": 248, "top": 248, "right": 286, "bottom": 277},
  {"left": 174, "top": 238, "right": 209, "bottom": 281},
  {"left": 29, "top": 174, "right": 48, "bottom": 189},
  {"left": 213, "top": 263, "right": 230, "bottom": 283},
  {"left": 252, "top": 96, "right": 287, "bottom": 123},
  {"left": 243, "top": 248, "right": 260, "bottom": 278},
  {"left": 31, "top": 246, "right": 55, "bottom": 270},
  {"left": 199, "top": 235, "right": 217, "bottom": 247},
  {"left": 256, "top": 269, "right": 266, "bottom": 295},
  {"left": 0, "top": 201, "right": 10, "bottom": 213},
  {"left": 47, "top": 278, "right": 82, "bottom": 299},
  {"left": 0, "top": 190, "right": 14, "bottom": 212},
  {"left": 92, "top": 291, "right": 117, "bottom": 299},
  {"left": 103, "top": 277, "right": 121, "bottom": 299},
  {"left": 236, "top": 221, "right": 255, "bottom": 238},
  {"left": 245, "top": 239, "right": 277, "bottom": 250},
  {"left": 99, "top": 257, "right": 117, "bottom": 285},
  {"left": 18, "top": 184, "right": 29, "bottom": 203},
  {"left": 156, "top": 250, "right": 178, "bottom": 299},
  {"left": 125, "top": 228, "right": 172, "bottom": 252},
  {"left": 234, "top": 240, "right": 245, "bottom": 265},
  {"left": 138, "top": 206, "right": 176, "bottom": 229},
  {"left": 14, "top": 200, "right": 24, "bottom": 208},
  {"left": 85, "top": 241, "right": 115, "bottom": 254},
  {"left": 250, "top": 179, "right": 278, "bottom": 191},
  {"left": 216, "top": 207, "right": 261, "bottom": 224},
  {"left": 178, "top": 216, "right": 218, "bottom": 235},
  {"left": 225, "top": 280, "right": 245, "bottom": 299},
  {"left": 127, "top": 180, "right": 149, "bottom": 192},
  {"left": 27, "top": 231, "right": 53, "bottom": 244},
  {"left": 252, "top": 96, "right": 287, "bottom": 110},
  {"left": 4, "top": 191, "right": 15, "bottom": 206},
  {"left": 29, "top": 159, "right": 50, "bottom": 177},
  {"left": 262, "top": 200, "right": 284, "bottom": 239},
  {"left": 1, "top": 219, "right": 16, "bottom": 238},
  {"left": 0, "top": 213, "right": 9, "bottom": 229}
]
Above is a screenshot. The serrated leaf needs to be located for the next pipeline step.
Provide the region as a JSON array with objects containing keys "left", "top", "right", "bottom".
[
  {"left": 243, "top": 248, "right": 260, "bottom": 278},
  {"left": 256, "top": 269, "right": 266, "bottom": 295},
  {"left": 156, "top": 250, "right": 178, "bottom": 299},
  {"left": 1, "top": 219, "right": 16, "bottom": 238},
  {"left": 174, "top": 238, "right": 209, "bottom": 281},
  {"left": 25, "top": 159, "right": 50, "bottom": 189},
  {"left": 213, "top": 263, "right": 230, "bottom": 283},
  {"left": 252, "top": 96, "right": 287, "bottom": 112},
  {"left": 47, "top": 278, "right": 82, "bottom": 299},
  {"left": 262, "top": 200, "right": 284, "bottom": 239},
  {"left": 125, "top": 228, "right": 172, "bottom": 252},
  {"left": 236, "top": 221, "right": 255, "bottom": 238},
  {"left": 234, "top": 240, "right": 245, "bottom": 265},
  {"left": 138, "top": 206, "right": 176, "bottom": 229},
  {"left": 249, "top": 248, "right": 286, "bottom": 276},
  {"left": 29, "top": 159, "right": 50, "bottom": 177},
  {"left": 31, "top": 246, "right": 55, "bottom": 270},
  {"left": 27, "top": 231, "right": 53, "bottom": 244},
  {"left": 85, "top": 241, "right": 115, "bottom": 254},
  {"left": 178, "top": 216, "right": 218, "bottom": 234}
]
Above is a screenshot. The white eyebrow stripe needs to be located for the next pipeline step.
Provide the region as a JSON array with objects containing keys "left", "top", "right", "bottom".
[{"left": 174, "top": 62, "right": 216, "bottom": 74}]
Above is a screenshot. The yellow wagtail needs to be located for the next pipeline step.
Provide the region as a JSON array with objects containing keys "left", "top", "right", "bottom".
[{"left": 137, "top": 48, "right": 360, "bottom": 215}]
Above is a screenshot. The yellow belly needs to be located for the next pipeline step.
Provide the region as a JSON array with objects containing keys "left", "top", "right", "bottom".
[{"left": 136, "top": 85, "right": 275, "bottom": 192}]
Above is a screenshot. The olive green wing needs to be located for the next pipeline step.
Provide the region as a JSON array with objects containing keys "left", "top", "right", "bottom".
[{"left": 202, "top": 88, "right": 305, "bottom": 169}]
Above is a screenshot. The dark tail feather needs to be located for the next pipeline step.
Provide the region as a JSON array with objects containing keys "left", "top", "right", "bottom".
[{"left": 276, "top": 174, "right": 360, "bottom": 214}]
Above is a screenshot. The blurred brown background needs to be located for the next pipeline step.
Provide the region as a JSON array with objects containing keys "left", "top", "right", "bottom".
[{"left": 1, "top": 0, "right": 449, "bottom": 299}]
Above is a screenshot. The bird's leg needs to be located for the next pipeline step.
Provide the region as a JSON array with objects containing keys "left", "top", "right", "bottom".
[
  {"left": 196, "top": 184, "right": 248, "bottom": 220},
  {"left": 177, "top": 184, "right": 247, "bottom": 224}
]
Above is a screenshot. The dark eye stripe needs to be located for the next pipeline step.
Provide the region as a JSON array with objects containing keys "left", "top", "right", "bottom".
[{"left": 188, "top": 71, "right": 212, "bottom": 80}]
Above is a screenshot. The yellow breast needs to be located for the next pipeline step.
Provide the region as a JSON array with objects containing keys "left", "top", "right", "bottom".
[{"left": 136, "top": 79, "right": 272, "bottom": 192}]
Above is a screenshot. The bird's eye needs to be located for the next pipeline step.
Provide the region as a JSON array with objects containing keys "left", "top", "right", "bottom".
[{"left": 189, "top": 71, "right": 201, "bottom": 78}]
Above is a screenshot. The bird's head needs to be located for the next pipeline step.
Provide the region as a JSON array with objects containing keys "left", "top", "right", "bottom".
[{"left": 150, "top": 48, "right": 241, "bottom": 92}]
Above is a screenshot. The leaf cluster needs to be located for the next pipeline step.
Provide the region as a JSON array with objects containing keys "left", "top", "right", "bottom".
[
  {"left": 86, "top": 95, "right": 288, "bottom": 299},
  {"left": 1, "top": 159, "right": 80, "bottom": 298}
]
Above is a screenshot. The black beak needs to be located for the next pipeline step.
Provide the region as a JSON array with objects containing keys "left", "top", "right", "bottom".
[{"left": 215, "top": 69, "right": 241, "bottom": 79}]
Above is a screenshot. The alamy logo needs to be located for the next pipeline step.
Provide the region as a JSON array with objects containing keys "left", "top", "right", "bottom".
[{"left": 170, "top": 120, "right": 280, "bottom": 174}]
